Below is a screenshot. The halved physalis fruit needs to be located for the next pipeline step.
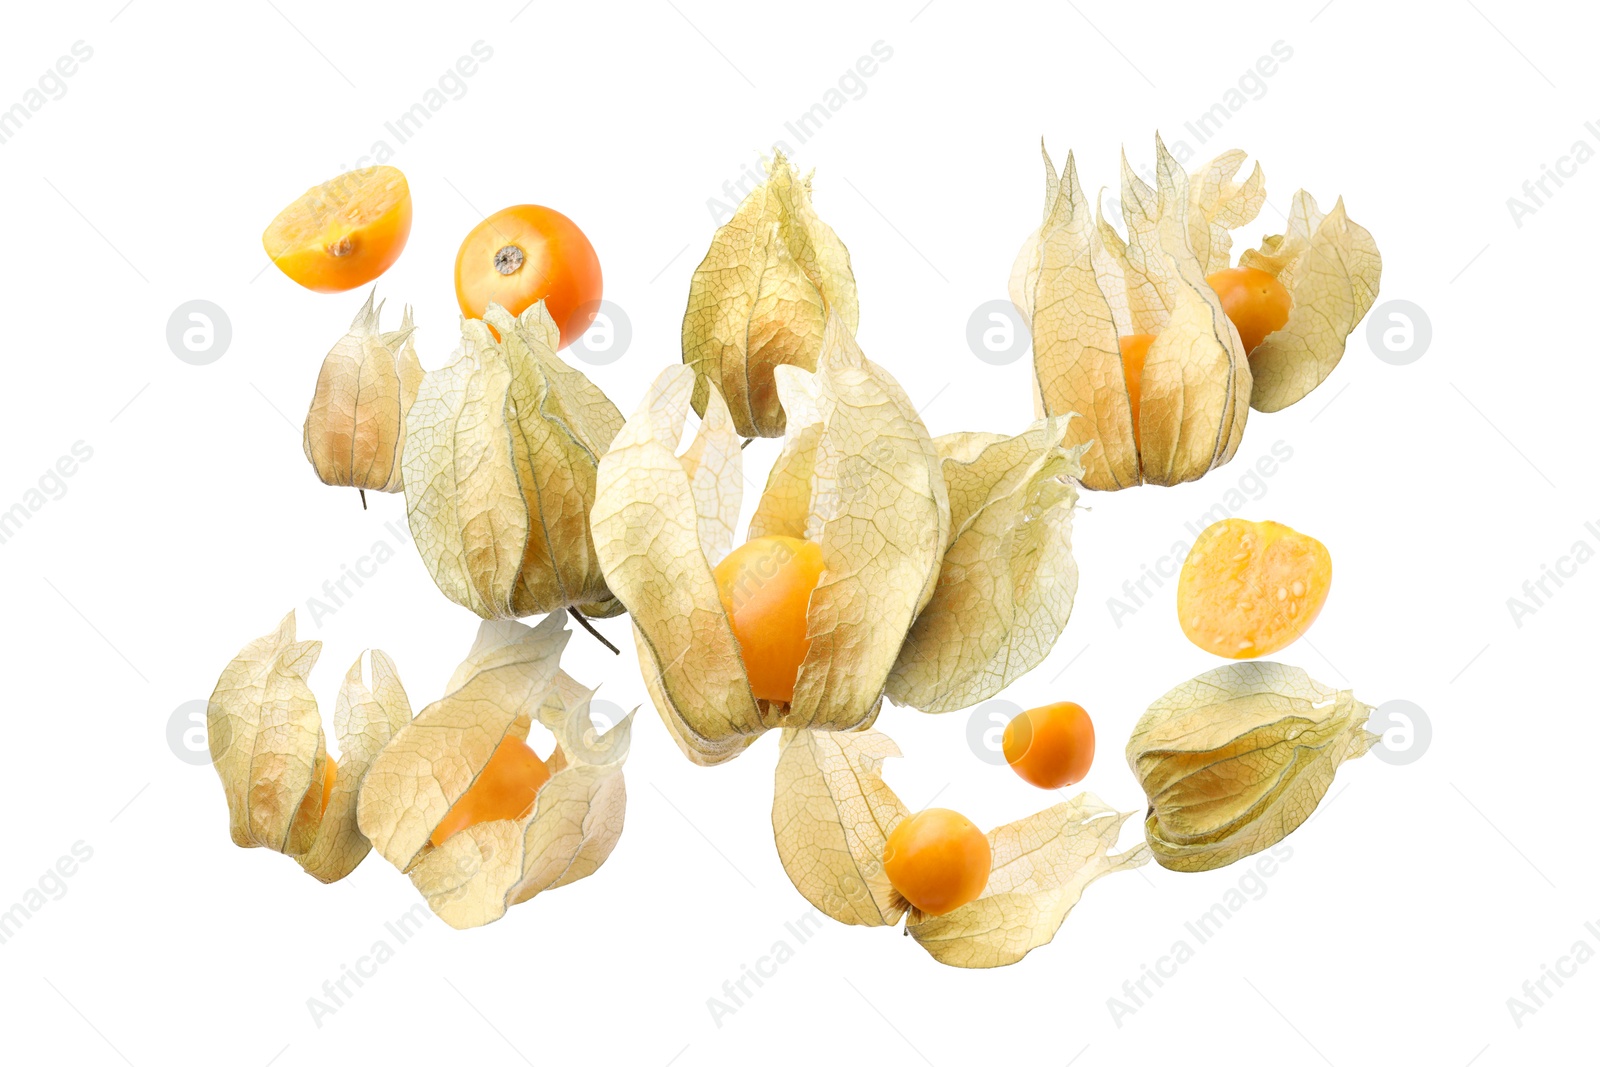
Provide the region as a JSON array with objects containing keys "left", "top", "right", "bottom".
[
  {"left": 883, "top": 808, "right": 992, "bottom": 916},
  {"left": 713, "top": 535, "right": 826, "bottom": 705},
  {"left": 1177, "top": 518, "right": 1331, "bottom": 658},
  {"left": 263, "top": 166, "right": 412, "bottom": 293},
  {"left": 1206, "top": 267, "right": 1292, "bottom": 355},
  {"left": 1003, "top": 701, "right": 1095, "bottom": 790}
]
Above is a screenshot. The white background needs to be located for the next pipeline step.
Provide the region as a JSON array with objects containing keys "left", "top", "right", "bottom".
[{"left": 1, "top": 1, "right": 1594, "bottom": 1064}]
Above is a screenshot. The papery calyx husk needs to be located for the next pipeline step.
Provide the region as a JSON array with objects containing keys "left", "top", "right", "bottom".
[
  {"left": 303, "top": 288, "right": 422, "bottom": 494},
  {"left": 683, "top": 150, "right": 859, "bottom": 438},
  {"left": 403, "top": 300, "right": 624, "bottom": 621},
  {"left": 356, "top": 612, "right": 633, "bottom": 929},
  {"left": 594, "top": 313, "right": 947, "bottom": 765},
  {"left": 772, "top": 727, "right": 1148, "bottom": 968},
  {"left": 207, "top": 612, "right": 412, "bottom": 882},
  {"left": 1236, "top": 190, "right": 1381, "bottom": 412},
  {"left": 884, "top": 418, "right": 1086, "bottom": 713},
  {"left": 1011, "top": 136, "right": 1250, "bottom": 492},
  {"left": 1126, "top": 661, "right": 1377, "bottom": 873}
]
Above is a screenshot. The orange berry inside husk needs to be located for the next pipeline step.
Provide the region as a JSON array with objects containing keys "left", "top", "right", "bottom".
[
  {"left": 882, "top": 808, "right": 992, "bottom": 916},
  {"left": 712, "top": 535, "right": 826, "bottom": 704},
  {"left": 320, "top": 757, "right": 338, "bottom": 815},
  {"left": 1205, "top": 267, "right": 1291, "bottom": 355},
  {"left": 1003, "top": 702, "right": 1095, "bottom": 790},
  {"left": 1118, "top": 333, "right": 1155, "bottom": 452},
  {"left": 430, "top": 735, "right": 552, "bottom": 848},
  {"left": 1177, "top": 517, "right": 1332, "bottom": 659}
]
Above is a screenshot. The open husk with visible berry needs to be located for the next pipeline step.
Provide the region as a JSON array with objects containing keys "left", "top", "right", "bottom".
[
  {"left": 594, "top": 314, "right": 1085, "bottom": 765},
  {"left": 356, "top": 612, "right": 632, "bottom": 929},
  {"left": 1011, "top": 136, "right": 1380, "bottom": 489},
  {"left": 207, "top": 612, "right": 412, "bottom": 883},
  {"left": 1233, "top": 190, "right": 1381, "bottom": 411},
  {"left": 772, "top": 727, "right": 1148, "bottom": 968}
]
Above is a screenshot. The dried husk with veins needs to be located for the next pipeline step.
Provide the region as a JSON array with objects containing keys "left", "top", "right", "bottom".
[
  {"left": 207, "top": 611, "right": 412, "bottom": 883},
  {"left": 593, "top": 312, "right": 1085, "bottom": 765},
  {"left": 682, "top": 150, "right": 858, "bottom": 438},
  {"left": 1011, "top": 136, "right": 1250, "bottom": 492},
  {"left": 356, "top": 611, "right": 633, "bottom": 930},
  {"left": 772, "top": 726, "right": 1149, "bottom": 968},
  {"left": 1126, "top": 661, "right": 1377, "bottom": 872},
  {"left": 302, "top": 289, "right": 422, "bottom": 498},
  {"left": 403, "top": 300, "right": 625, "bottom": 621},
  {"left": 1228, "top": 185, "right": 1381, "bottom": 412},
  {"left": 1011, "top": 137, "right": 1381, "bottom": 489}
]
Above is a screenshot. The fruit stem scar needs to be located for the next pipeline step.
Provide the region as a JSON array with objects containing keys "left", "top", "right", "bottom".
[
  {"left": 494, "top": 244, "right": 526, "bottom": 275},
  {"left": 327, "top": 235, "right": 354, "bottom": 257}
]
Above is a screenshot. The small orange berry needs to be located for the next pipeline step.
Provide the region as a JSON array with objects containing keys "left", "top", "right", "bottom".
[
  {"left": 1003, "top": 702, "right": 1095, "bottom": 789},
  {"left": 882, "top": 808, "right": 991, "bottom": 916},
  {"left": 1206, "top": 267, "right": 1291, "bottom": 354}
]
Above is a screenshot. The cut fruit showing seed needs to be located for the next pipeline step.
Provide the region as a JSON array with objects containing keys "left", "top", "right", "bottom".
[
  {"left": 1176, "top": 518, "right": 1331, "bottom": 658},
  {"left": 263, "top": 166, "right": 412, "bottom": 293}
]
